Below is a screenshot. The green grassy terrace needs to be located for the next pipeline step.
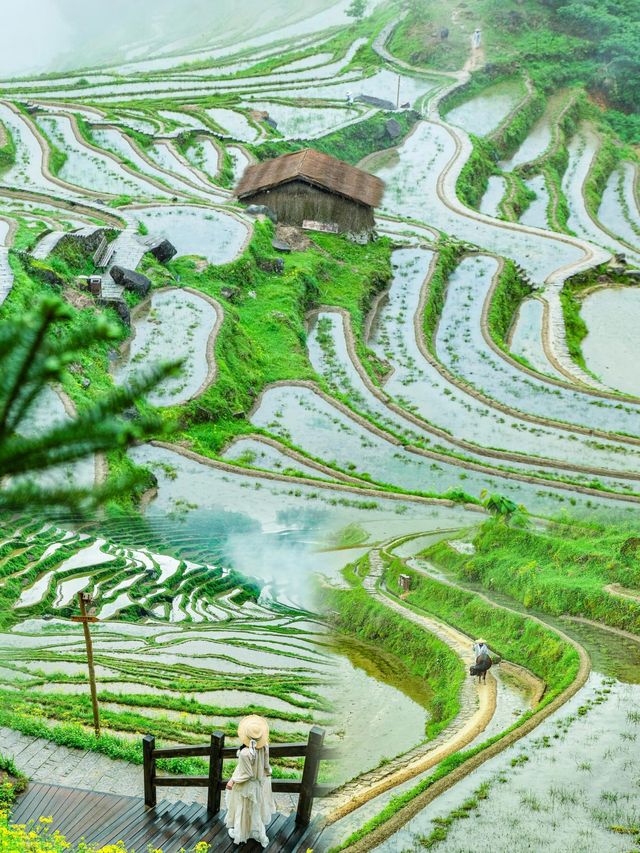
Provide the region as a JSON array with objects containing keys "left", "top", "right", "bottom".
[
  {"left": 321, "top": 554, "right": 465, "bottom": 743},
  {"left": 425, "top": 518, "right": 640, "bottom": 635}
]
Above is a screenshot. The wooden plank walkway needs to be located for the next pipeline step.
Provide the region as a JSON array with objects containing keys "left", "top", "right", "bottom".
[{"left": 11, "top": 783, "right": 330, "bottom": 852}]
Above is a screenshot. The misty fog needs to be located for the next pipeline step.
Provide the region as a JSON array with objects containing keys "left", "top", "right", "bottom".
[{"left": 0, "top": 0, "right": 342, "bottom": 77}]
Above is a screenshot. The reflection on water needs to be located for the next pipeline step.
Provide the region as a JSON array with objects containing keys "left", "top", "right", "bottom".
[
  {"left": 559, "top": 619, "right": 640, "bottom": 684},
  {"left": 326, "top": 635, "right": 431, "bottom": 783}
]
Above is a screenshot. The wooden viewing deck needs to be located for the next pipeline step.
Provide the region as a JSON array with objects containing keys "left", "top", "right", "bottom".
[{"left": 11, "top": 783, "right": 330, "bottom": 852}]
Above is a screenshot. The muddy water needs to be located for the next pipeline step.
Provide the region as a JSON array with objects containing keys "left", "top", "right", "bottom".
[
  {"left": 366, "top": 248, "right": 640, "bottom": 478},
  {"left": 223, "top": 436, "right": 336, "bottom": 481},
  {"left": 508, "top": 297, "right": 567, "bottom": 381},
  {"left": 499, "top": 100, "right": 555, "bottom": 171},
  {"left": 250, "top": 67, "right": 436, "bottom": 109},
  {"left": 125, "top": 443, "right": 481, "bottom": 595},
  {"left": 310, "top": 297, "right": 639, "bottom": 496},
  {"left": 371, "top": 120, "right": 585, "bottom": 285},
  {"left": 184, "top": 138, "right": 220, "bottom": 180},
  {"left": 252, "top": 383, "right": 636, "bottom": 514},
  {"left": 18, "top": 386, "right": 95, "bottom": 491},
  {"left": 206, "top": 108, "right": 259, "bottom": 141},
  {"left": 227, "top": 145, "right": 251, "bottom": 183},
  {"left": 0, "top": 104, "right": 61, "bottom": 193},
  {"left": 421, "top": 557, "right": 640, "bottom": 685},
  {"left": 598, "top": 164, "right": 640, "bottom": 252},
  {"left": 369, "top": 561, "right": 640, "bottom": 852},
  {"left": 581, "top": 287, "right": 640, "bottom": 397},
  {"left": 563, "top": 125, "right": 640, "bottom": 265},
  {"left": 92, "top": 127, "right": 178, "bottom": 188},
  {"left": 322, "top": 599, "right": 537, "bottom": 849},
  {"left": 436, "top": 254, "right": 640, "bottom": 437},
  {"left": 519, "top": 174, "right": 549, "bottom": 229},
  {"left": 247, "top": 101, "right": 361, "bottom": 139},
  {"left": 144, "top": 143, "right": 219, "bottom": 197},
  {"left": 374, "top": 676, "right": 640, "bottom": 853},
  {"left": 561, "top": 620, "right": 640, "bottom": 684},
  {"left": 38, "top": 115, "right": 163, "bottom": 197}
]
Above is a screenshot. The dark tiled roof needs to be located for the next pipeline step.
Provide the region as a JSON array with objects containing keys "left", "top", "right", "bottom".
[{"left": 236, "top": 148, "right": 384, "bottom": 208}]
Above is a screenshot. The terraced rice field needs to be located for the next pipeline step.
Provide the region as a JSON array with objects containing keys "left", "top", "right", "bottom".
[{"left": 2, "top": 1, "right": 640, "bottom": 850}]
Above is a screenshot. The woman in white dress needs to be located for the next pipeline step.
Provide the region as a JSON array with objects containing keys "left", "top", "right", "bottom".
[{"left": 225, "top": 715, "right": 276, "bottom": 847}]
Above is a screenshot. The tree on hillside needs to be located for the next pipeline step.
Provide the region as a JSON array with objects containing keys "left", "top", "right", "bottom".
[
  {"left": 346, "top": 0, "right": 366, "bottom": 20},
  {"left": 481, "top": 491, "right": 529, "bottom": 527},
  {"left": 0, "top": 295, "right": 179, "bottom": 511},
  {"left": 540, "top": 0, "right": 640, "bottom": 112}
]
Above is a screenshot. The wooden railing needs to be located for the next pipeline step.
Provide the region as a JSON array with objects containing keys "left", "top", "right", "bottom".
[{"left": 142, "top": 726, "right": 336, "bottom": 827}]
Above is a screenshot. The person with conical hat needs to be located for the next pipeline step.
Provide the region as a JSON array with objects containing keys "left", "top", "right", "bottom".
[
  {"left": 225, "top": 715, "right": 276, "bottom": 847},
  {"left": 473, "top": 637, "right": 489, "bottom": 660}
]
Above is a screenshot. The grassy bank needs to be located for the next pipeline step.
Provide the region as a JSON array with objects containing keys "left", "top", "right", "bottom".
[
  {"left": 559, "top": 264, "right": 638, "bottom": 370},
  {"left": 250, "top": 109, "right": 420, "bottom": 166},
  {"left": 456, "top": 134, "right": 498, "bottom": 210},
  {"left": 0, "top": 122, "right": 15, "bottom": 174},
  {"left": 145, "top": 220, "right": 393, "bottom": 453},
  {"left": 328, "top": 545, "right": 580, "bottom": 851},
  {"left": 392, "top": 0, "right": 639, "bottom": 143},
  {"left": 423, "top": 239, "right": 465, "bottom": 350},
  {"left": 486, "top": 259, "right": 534, "bottom": 352},
  {"left": 426, "top": 518, "right": 640, "bottom": 636},
  {"left": 321, "top": 554, "right": 465, "bottom": 742},
  {"left": 384, "top": 556, "right": 579, "bottom": 698}
]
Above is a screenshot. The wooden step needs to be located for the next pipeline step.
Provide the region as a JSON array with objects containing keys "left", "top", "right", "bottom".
[{"left": 10, "top": 782, "right": 329, "bottom": 852}]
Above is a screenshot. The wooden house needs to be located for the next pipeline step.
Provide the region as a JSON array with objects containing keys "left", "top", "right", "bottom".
[{"left": 235, "top": 149, "right": 384, "bottom": 235}]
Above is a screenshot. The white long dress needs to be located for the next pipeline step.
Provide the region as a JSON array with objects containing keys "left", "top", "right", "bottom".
[{"left": 225, "top": 745, "right": 276, "bottom": 847}]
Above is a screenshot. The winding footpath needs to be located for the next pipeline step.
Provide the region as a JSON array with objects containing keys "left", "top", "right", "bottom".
[
  {"left": 339, "top": 537, "right": 591, "bottom": 853},
  {"left": 374, "top": 20, "right": 613, "bottom": 390},
  {"left": 323, "top": 548, "right": 497, "bottom": 824}
]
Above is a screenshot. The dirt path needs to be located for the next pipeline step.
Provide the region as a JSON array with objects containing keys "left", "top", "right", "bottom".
[
  {"left": 604, "top": 584, "right": 640, "bottom": 604},
  {"left": 309, "top": 303, "right": 640, "bottom": 492},
  {"left": 341, "top": 545, "right": 591, "bottom": 852},
  {"left": 371, "top": 32, "right": 611, "bottom": 389},
  {"left": 323, "top": 549, "right": 497, "bottom": 824}
]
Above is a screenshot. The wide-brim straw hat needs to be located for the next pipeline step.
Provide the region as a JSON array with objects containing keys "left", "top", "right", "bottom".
[
  {"left": 238, "top": 715, "right": 269, "bottom": 749},
  {"left": 476, "top": 638, "right": 487, "bottom": 645}
]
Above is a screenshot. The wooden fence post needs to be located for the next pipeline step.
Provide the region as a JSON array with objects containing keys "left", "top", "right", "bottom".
[
  {"left": 207, "top": 730, "right": 225, "bottom": 815},
  {"left": 296, "top": 726, "right": 325, "bottom": 826},
  {"left": 143, "top": 735, "right": 156, "bottom": 808}
]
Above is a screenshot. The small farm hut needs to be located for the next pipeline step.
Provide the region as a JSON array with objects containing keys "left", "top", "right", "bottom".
[{"left": 235, "top": 149, "right": 384, "bottom": 235}]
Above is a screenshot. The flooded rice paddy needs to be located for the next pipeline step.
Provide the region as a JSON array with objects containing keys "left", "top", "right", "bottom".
[
  {"left": 113, "top": 287, "right": 217, "bottom": 406},
  {"left": 131, "top": 205, "right": 248, "bottom": 264},
  {"left": 581, "top": 287, "right": 640, "bottom": 397},
  {"left": 445, "top": 78, "right": 525, "bottom": 137},
  {"left": 2, "top": 8, "right": 640, "bottom": 850}
]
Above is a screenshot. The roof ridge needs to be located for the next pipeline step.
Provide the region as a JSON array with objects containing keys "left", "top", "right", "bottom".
[{"left": 235, "top": 148, "right": 384, "bottom": 208}]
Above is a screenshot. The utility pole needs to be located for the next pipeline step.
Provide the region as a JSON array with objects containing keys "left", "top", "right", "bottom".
[
  {"left": 72, "top": 591, "right": 101, "bottom": 738},
  {"left": 396, "top": 74, "right": 401, "bottom": 110}
]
